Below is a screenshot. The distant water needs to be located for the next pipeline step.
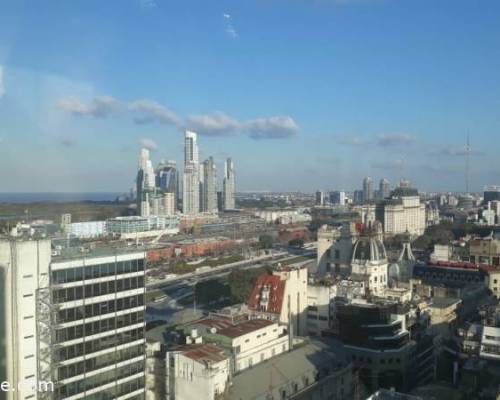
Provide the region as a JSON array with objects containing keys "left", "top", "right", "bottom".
[{"left": 0, "top": 192, "right": 124, "bottom": 203}]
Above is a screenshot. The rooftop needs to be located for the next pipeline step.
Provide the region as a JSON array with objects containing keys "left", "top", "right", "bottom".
[
  {"left": 194, "top": 318, "right": 275, "bottom": 338},
  {"left": 247, "top": 273, "right": 286, "bottom": 314},
  {"left": 227, "top": 340, "right": 349, "bottom": 400},
  {"left": 182, "top": 344, "right": 228, "bottom": 364}
]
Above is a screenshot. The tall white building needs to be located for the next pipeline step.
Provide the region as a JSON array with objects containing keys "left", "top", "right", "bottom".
[
  {"left": 0, "top": 237, "right": 147, "bottom": 400},
  {"left": 139, "top": 148, "right": 156, "bottom": 189},
  {"left": 183, "top": 131, "right": 201, "bottom": 215},
  {"left": 202, "top": 157, "right": 217, "bottom": 213},
  {"left": 0, "top": 238, "right": 51, "bottom": 400},
  {"left": 222, "top": 158, "right": 235, "bottom": 210},
  {"left": 183, "top": 164, "right": 200, "bottom": 215}
]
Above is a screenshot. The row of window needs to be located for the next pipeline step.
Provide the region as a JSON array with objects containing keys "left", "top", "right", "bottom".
[
  {"left": 55, "top": 312, "right": 144, "bottom": 343},
  {"left": 57, "top": 328, "right": 144, "bottom": 362},
  {"left": 56, "top": 361, "right": 144, "bottom": 398},
  {"left": 52, "top": 260, "right": 145, "bottom": 284},
  {"left": 52, "top": 276, "right": 144, "bottom": 303},
  {"left": 57, "top": 295, "right": 144, "bottom": 323},
  {"left": 351, "top": 354, "right": 402, "bottom": 365},
  {"left": 58, "top": 343, "right": 144, "bottom": 380}
]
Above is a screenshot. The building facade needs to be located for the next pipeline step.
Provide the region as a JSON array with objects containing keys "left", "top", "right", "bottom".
[{"left": 223, "top": 158, "right": 235, "bottom": 210}]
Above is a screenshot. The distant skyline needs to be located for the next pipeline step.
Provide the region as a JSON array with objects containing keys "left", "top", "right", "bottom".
[{"left": 1, "top": 0, "right": 500, "bottom": 193}]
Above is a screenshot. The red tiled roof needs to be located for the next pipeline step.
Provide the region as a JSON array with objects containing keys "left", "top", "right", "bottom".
[
  {"left": 247, "top": 274, "right": 285, "bottom": 315},
  {"left": 182, "top": 344, "right": 227, "bottom": 363}
]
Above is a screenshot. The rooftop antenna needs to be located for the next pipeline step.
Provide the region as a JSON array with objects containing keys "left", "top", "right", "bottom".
[{"left": 465, "top": 132, "right": 471, "bottom": 194}]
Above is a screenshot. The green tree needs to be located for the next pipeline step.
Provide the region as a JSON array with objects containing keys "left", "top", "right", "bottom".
[{"left": 258, "top": 234, "right": 275, "bottom": 249}]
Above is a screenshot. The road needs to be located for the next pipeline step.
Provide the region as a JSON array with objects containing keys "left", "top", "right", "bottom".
[{"left": 146, "top": 248, "right": 316, "bottom": 290}]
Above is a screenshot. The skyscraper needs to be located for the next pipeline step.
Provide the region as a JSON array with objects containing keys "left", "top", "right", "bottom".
[
  {"left": 202, "top": 156, "right": 218, "bottom": 213},
  {"left": 183, "top": 131, "right": 200, "bottom": 215},
  {"left": 362, "top": 176, "right": 373, "bottom": 203},
  {"left": 379, "top": 178, "right": 391, "bottom": 200},
  {"left": 223, "top": 158, "right": 235, "bottom": 210},
  {"left": 136, "top": 148, "right": 156, "bottom": 216},
  {"left": 184, "top": 130, "right": 199, "bottom": 165},
  {"left": 156, "top": 160, "right": 178, "bottom": 210}
]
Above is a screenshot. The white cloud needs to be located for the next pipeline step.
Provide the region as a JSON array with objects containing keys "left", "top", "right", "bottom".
[
  {"left": 139, "top": 138, "right": 159, "bottom": 151},
  {"left": 57, "top": 95, "right": 119, "bottom": 118},
  {"left": 129, "top": 99, "right": 180, "bottom": 125},
  {"left": 223, "top": 13, "right": 238, "bottom": 39},
  {"left": 140, "top": 0, "right": 157, "bottom": 9},
  {"left": 335, "top": 135, "right": 369, "bottom": 146},
  {"left": 336, "top": 133, "right": 416, "bottom": 147},
  {"left": 0, "top": 65, "right": 5, "bottom": 98},
  {"left": 245, "top": 116, "right": 299, "bottom": 140},
  {"left": 184, "top": 112, "right": 241, "bottom": 136},
  {"left": 375, "top": 133, "right": 415, "bottom": 146}
]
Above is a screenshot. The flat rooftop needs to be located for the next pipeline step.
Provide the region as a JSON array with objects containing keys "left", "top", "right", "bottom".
[{"left": 192, "top": 318, "right": 275, "bottom": 339}]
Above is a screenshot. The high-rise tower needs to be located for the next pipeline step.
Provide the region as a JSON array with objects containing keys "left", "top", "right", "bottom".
[
  {"left": 183, "top": 131, "right": 200, "bottom": 215},
  {"left": 362, "top": 176, "right": 373, "bottom": 203},
  {"left": 379, "top": 178, "right": 391, "bottom": 200},
  {"left": 223, "top": 158, "right": 235, "bottom": 210},
  {"left": 202, "top": 156, "right": 218, "bottom": 213}
]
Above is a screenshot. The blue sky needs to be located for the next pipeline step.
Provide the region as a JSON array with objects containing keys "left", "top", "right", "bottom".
[{"left": 1, "top": 0, "right": 499, "bottom": 193}]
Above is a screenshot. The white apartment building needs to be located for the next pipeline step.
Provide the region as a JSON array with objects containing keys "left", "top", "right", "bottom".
[
  {"left": 166, "top": 344, "right": 230, "bottom": 400},
  {"left": 187, "top": 319, "right": 290, "bottom": 373},
  {"left": 0, "top": 236, "right": 147, "bottom": 400},
  {"left": 384, "top": 196, "right": 426, "bottom": 236}
]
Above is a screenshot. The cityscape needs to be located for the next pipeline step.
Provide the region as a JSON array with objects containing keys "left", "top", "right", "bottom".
[{"left": 2, "top": 1, "right": 500, "bottom": 400}]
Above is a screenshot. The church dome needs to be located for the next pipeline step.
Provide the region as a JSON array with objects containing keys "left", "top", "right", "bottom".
[{"left": 351, "top": 235, "right": 387, "bottom": 263}]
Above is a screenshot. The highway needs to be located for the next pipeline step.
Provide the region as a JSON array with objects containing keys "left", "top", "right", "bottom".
[{"left": 146, "top": 247, "right": 316, "bottom": 290}]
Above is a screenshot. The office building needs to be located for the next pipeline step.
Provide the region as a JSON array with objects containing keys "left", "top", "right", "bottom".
[
  {"left": 379, "top": 178, "right": 391, "bottom": 200},
  {"left": 363, "top": 177, "right": 374, "bottom": 203},
  {"left": 136, "top": 148, "right": 156, "bottom": 216},
  {"left": 156, "top": 160, "right": 178, "bottom": 210},
  {"left": 0, "top": 236, "right": 147, "bottom": 400},
  {"left": 315, "top": 190, "right": 325, "bottom": 206},
  {"left": 484, "top": 186, "right": 500, "bottom": 203},
  {"left": 383, "top": 185, "right": 426, "bottom": 236},
  {"left": 223, "top": 158, "right": 235, "bottom": 210},
  {"left": 202, "top": 157, "right": 218, "bottom": 213},
  {"left": 330, "top": 190, "right": 346, "bottom": 206}
]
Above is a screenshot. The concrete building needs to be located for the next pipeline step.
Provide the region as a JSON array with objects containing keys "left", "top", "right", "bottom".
[
  {"left": 306, "top": 282, "right": 335, "bottom": 336},
  {"left": 383, "top": 187, "right": 426, "bottom": 236},
  {"left": 106, "top": 215, "right": 180, "bottom": 239},
  {"left": 247, "top": 265, "right": 308, "bottom": 337},
  {"left": 223, "top": 158, "right": 235, "bottom": 210},
  {"left": 316, "top": 222, "right": 359, "bottom": 276},
  {"left": 183, "top": 318, "right": 289, "bottom": 373},
  {"left": 166, "top": 344, "right": 230, "bottom": 400},
  {"left": 0, "top": 238, "right": 51, "bottom": 400},
  {"left": 202, "top": 157, "right": 218, "bottom": 213},
  {"left": 469, "top": 235, "right": 500, "bottom": 266},
  {"left": 0, "top": 237, "right": 147, "bottom": 400}
]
